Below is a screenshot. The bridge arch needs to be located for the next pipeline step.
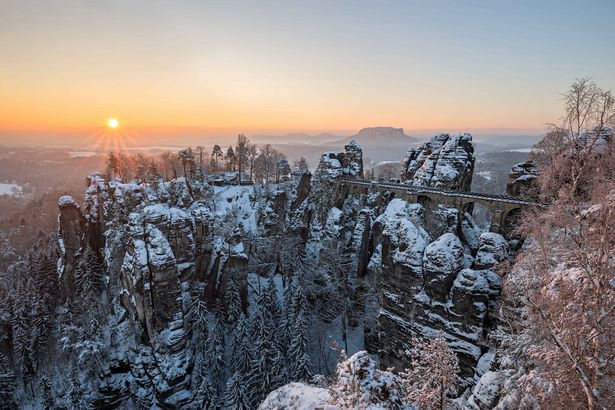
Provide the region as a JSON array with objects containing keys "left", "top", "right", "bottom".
[
  {"left": 461, "top": 200, "right": 492, "bottom": 231},
  {"left": 416, "top": 194, "right": 433, "bottom": 209}
]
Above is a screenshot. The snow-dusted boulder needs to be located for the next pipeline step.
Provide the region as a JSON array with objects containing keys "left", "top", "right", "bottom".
[
  {"left": 330, "top": 351, "right": 403, "bottom": 409},
  {"left": 467, "top": 371, "right": 505, "bottom": 410},
  {"left": 474, "top": 233, "right": 509, "bottom": 269},
  {"left": 258, "top": 382, "right": 331, "bottom": 410},
  {"left": 401, "top": 133, "right": 475, "bottom": 191},
  {"left": 423, "top": 233, "right": 464, "bottom": 301}
]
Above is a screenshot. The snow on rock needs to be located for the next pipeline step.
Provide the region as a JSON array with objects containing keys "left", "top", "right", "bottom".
[
  {"left": 506, "top": 160, "right": 539, "bottom": 199},
  {"left": 258, "top": 382, "right": 332, "bottom": 410},
  {"left": 329, "top": 351, "right": 403, "bottom": 409},
  {"left": 58, "top": 195, "right": 77, "bottom": 207},
  {"left": 422, "top": 233, "right": 464, "bottom": 301},
  {"left": 474, "top": 233, "right": 509, "bottom": 269},
  {"left": 466, "top": 370, "right": 505, "bottom": 410},
  {"left": 401, "top": 133, "right": 475, "bottom": 191},
  {"left": 461, "top": 212, "right": 482, "bottom": 252},
  {"left": 374, "top": 199, "right": 430, "bottom": 274}
]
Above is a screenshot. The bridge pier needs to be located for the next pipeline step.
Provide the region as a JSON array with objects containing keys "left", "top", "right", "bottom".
[{"left": 489, "top": 209, "right": 503, "bottom": 234}]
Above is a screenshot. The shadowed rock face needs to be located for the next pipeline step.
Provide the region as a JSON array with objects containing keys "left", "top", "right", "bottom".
[
  {"left": 56, "top": 175, "right": 249, "bottom": 407},
  {"left": 506, "top": 160, "right": 539, "bottom": 199},
  {"left": 401, "top": 133, "right": 475, "bottom": 191}
]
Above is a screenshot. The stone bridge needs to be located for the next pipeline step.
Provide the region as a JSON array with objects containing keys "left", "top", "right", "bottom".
[{"left": 339, "top": 179, "right": 540, "bottom": 237}]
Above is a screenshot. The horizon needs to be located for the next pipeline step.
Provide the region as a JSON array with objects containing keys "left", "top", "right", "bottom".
[
  {"left": 2, "top": 0, "right": 614, "bottom": 144},
  {"left": 0, "top": 125, "right": 546, "bottom": 148}
]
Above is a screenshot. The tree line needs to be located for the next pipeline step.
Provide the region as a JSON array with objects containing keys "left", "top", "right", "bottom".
[{"left": 105, "top": 134, "right": 309, "bottom": 185}]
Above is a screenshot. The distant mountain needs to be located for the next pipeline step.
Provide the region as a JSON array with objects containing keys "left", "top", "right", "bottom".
[
  {"left": 325, "top": 127, "right": 417, "bottom": 149},
  {"left": 251, "top": 127, "right": 420, "bottom": 166}
]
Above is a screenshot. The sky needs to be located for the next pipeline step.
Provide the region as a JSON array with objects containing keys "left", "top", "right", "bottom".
[{"left": 1, "top": 0, "right": 614, "bottom": 144}]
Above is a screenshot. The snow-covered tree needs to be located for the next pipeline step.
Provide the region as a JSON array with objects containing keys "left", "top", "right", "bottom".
[
  {"left": 205, "top": 314, "right": 226, "bottom": 394},
  {"left": 224, "top": 273, "right": 242, "bottom": 325},
  {"left": 193, "top": 375, "right": 218, "bottom": 410},
  {"left": 230, "top": 313, "right": 252, "bottom": 379},
  {"left": 0, "top": 352, "right": 16, "bottom": 408},
  {"left": 248, "top": 278, "right": 285, "bottom": 405},
  {"left": 329, "top": 350, "right": 404, "bottom": 408},
  {"left": 224, "top": 371, "right": 250, "bottom": 410},
  {"left": 399, "top": 333, "right": 460, "bottom": 410},
  {"left": 38, "top": 376, "right": 55, "bottom": 409},
  {"left": 66, "top": 370, "right": 93, "bottom": 409},
  {"left": 497, "top": 78, "right": 615, "bottom": 410},
  {"left": 287, "top": 287, "right": 313, "bottom": 382}
]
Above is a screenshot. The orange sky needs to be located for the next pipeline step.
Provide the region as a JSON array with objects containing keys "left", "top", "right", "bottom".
[{"left": 1, "top": 1, "right": 614, "bottom": 143}]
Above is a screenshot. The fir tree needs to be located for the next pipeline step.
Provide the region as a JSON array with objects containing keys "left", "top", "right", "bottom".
[
  {"left": 0, "top": 353, "right": 16, "bottom": 409},
  {"left": 288, "top": 287, "right": 313, "bottom": 382},
  {"left": 248, "top": 280, "right": 286, "bottom": 405},
  {"left": 278, "top": 281, "right": 295, "bottom": 357},
  {"left": 230, "top": 313, "right": 252, "bottom": 378},
  {"left": 224, "top": 372, "right": 250, "bottom": 410},
  {"left": 189, "top": 297, "right": 209, "bottom": 343},
  {"left": 74, "top": 248, "right": 104, "bottom": 304},
  {"left": 67, "top": 370, "right": 93, "bottom": 410},
  {"left": 224, "top": 273, "right": 242, "bottom": 325},
  {"left": 38, "top": 376, "right": 55, "bottom": 409},
  {"left": 204, "top": 314, "right": 226, "bottom": 394},
  {"left": 194, "top": 375, "right": 218, "bottom": 410}
]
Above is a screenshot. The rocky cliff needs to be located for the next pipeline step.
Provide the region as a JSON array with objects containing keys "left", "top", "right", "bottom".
[
  {"left": 401, "top": 133, "right": 475, "bottom": 191},
  {"left": 56, "top": 175, "right": 251, "bottom": 407},
  {"left": 297, "top": 136, "right": 508, "bottom": 386},
  {"left": 49, "top": 134, "right": 513, "bottom": 407},
  {"left": 506, "top": 160, "right": 539, "bottom": 199}
]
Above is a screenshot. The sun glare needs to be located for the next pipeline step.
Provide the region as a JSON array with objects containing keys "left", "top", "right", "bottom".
[{"left": 107, "top": 118, "right": 119, "bottom": 129}]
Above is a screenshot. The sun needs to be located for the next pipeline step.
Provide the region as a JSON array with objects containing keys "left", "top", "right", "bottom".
[{"left": 107, "top": 118, "right": 120, "bottom": 129}]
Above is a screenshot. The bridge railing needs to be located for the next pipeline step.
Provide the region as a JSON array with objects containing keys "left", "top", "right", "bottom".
[{"left": 341, "top": 178, "right": 541, "bottom": 206}]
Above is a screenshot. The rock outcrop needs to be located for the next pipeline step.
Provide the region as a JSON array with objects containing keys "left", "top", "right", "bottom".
[
  {"left": 367, "top": 198, "right": 503, "bottom": 382},
  {"left": 506, "top": 160, "right": 539, "bottom": 199},
  {"left": 55, "top": 175, "right": 251, "bottom": 407},
  {"left": 401, "top": 133, "right": 475, "bottom": 191}
]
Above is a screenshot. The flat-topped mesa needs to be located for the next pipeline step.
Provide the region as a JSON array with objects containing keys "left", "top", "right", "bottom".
[
  {"left": 355, "top": 126, "right": 405, "bottom": 137},
  {"left": 401, "top": 133, "right": 475, "bottom": 191},
  {"left": 506, "top": 160, "right": 540, "bottom": 200}
]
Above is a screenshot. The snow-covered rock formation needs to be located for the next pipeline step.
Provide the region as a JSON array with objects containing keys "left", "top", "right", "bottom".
[
  {"left": 401, "top": 133, "right": 475, "bottom": 191},
  {"left": 56, "top": 174, "right": 253, "bottom": 407},
  {"left": 506, "top": 160, "right": 539, "bottom": 199},
  {"left": 49, "top": 133, "right": 517, "bottom": 407}
]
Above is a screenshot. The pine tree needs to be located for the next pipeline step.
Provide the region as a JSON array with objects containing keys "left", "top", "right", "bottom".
[
  {"left": 0, "top": 353, "right": 16, "bottom": 409},
  {"left": 224, "top": 372, "right": 250, "bottom": 410},
  {"left": 67, "top": 370, "right": 93, "bottom": 410},
  {"left": 194, "top": 375, "right": 218, "bottom": 410},
  {"left": 230, "top": 314, "right": 252, "bottom": 378},
  {"left": 204, "top": 314, "right": 226, "bottom": 394},
  {"left": 74, "top": 248, "right": 104, "bottom": 304},
  {"left": 247, "top": 279, "right": 286, "bottom": 405},
  {"left": 288, "top": 287, "right": 313, "bottom": 382},
  {"left": 38, "top": 376, "right": 55, "bottom": 409},
  {"left": 224, "top": 273, "right": 242, "bottom": 325},
  {"left": 189, "top": 297, "right": 209, "bottom": 343}
]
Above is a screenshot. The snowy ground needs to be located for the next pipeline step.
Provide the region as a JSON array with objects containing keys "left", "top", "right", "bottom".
[
  {"left": 0, "top": 182, "right": 22, "bottom": 196},
  {"left": 504, "top": 147, "right": 533, "bottom": 153},
  {"left": 212, "top": 185, "right": 258, "bottom": 234}
]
